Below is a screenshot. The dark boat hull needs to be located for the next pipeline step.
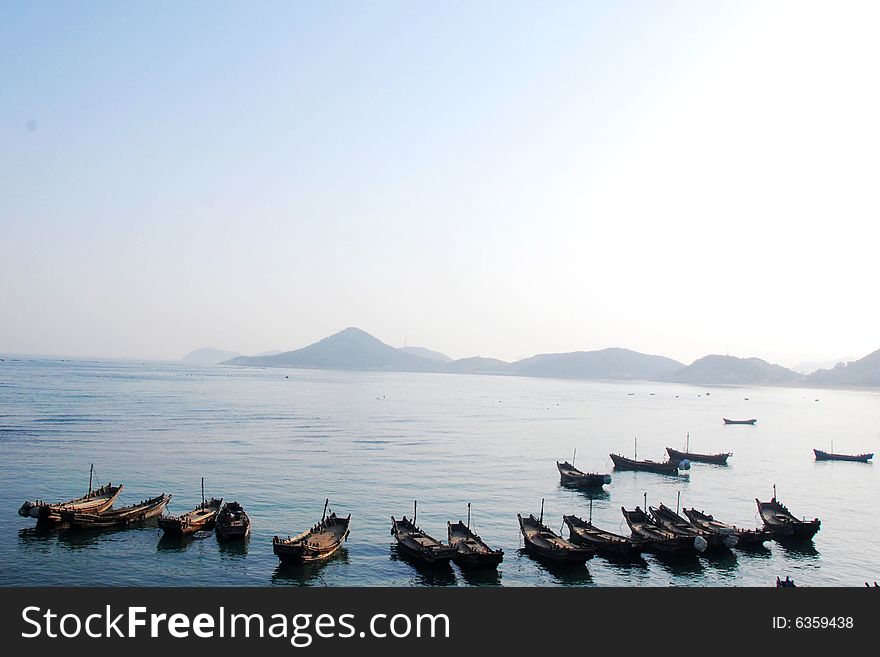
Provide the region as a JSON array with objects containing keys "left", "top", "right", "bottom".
[
  {"left": 448, "top": 521, "right": 503, "bottom": 568},
  {"left": 158, "top": 498, "right": 222, "bottom": 535},
  {"left": 518, "top": 514, "right": 591, "bottom": 564},
  {"left": 610, "top": 454, "right": 679, "bottom": 475},
  {"left": 556, "top": 462, "right": 612, "bottom": 488},
  {"left": 274, "top": 513, "right": 351, "bottom": 564},
  {"left": 215, "top": 502, "right": 251, "bottom": 540},
  {"left": 63, "top": 494, "right": 171, "bottom": 529},
  {"left": 666, "top": 448, "right": 731, "bottom": 465},
  {"left": 813, "top": 449, "right": 872, "bottom": 463},
  {"left": 756, "top": 499, "right": 821, "bottom": 540},
  {"left": 723, "top": 418, "right": 756, "bottom": 425},
  {"left": 563, "top": 515, "right": 643, "bottom": 558},
  {"left": 391, "top": 517, "right": 456, "bottom": 565}
]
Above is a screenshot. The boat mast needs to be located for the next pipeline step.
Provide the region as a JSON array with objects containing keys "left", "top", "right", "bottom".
[
  {"left": 201, "top": 477, "right": 205, "bottom": 508},
  {"left": 413, "top": 500, "right": 417, "bottom": 526},
  {"left": 322, "top": 498, "right": 329, "bottom": 522},
  {"left": 589, "top": 496, "right": 593, "bottom": 523},
  {"left": 676, "top": 491, "right": 681, "bottom": 516},
  {"left": 686, "top": 432, "right": 690, "bottom": 452},
  {"left": 643, "top": 491, "right": 647, "bottom": 511},
  {"left": 88, "top": 463, "right": 93, "bottom": 497},
  {"left": 634, "top": 437, "right": 637, "bottom": 460},
  {"left": 772, "top": 483, "right": 776, "bottom": 501},
  {"left": 467, "top": 502, "right": 471, "bottom": 529},
  {"left": 572, "top": 448, "right": 576, "bottom": 466},
  {"left": 539, "top": 498, "right": 545, "bottom": 525}
]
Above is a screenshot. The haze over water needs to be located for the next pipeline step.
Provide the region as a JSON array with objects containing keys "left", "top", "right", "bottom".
[{"left": 1, "top": 357, "right": 877, "bottom": 587}]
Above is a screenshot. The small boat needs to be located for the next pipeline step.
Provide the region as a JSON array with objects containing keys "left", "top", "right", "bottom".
[
  {"left": 557, "top": 460, "right": 612, "bottom": 488},
  {"left": 273, "top": 499, "right": 351, "bottom": 564},
  {"left": 18, "top": 464, "right": 123, "bottom": 523},
  {"left": 756, "top": 489, "right": 820, "bottom": 540},
  {"left": 813, "top": 449, "right": 872, "bottom": 463},
  {"left": 667, "top": 434, "right": 730, "bottom": 465},
  {"left": 776, "top": 576, "right": 797, "bottom": 587},
  {"left": 391, "top": 501, "right": 456, "bottom": 564},
  {"left": 621, "top": 506, "right": 703, "bottom": 554},
  {"left": 682, "top": 507, "right": 771, "bottom": 548},
  {"left": 563, "top": 514, "right": 644, "bottom": 558},
  {"left": 610, "top": 453, "right": 682, "bottom": 475},
  {"left": 158, "top": 479, "right": 221, "bottom": 536},
  {"left": 61, "top": 493, "right": 171, "bottom": 530},
  {"left": 518, "top": 502, "right": 591, "bottom": 564},
  {"left": 723, "top": 418, "right": 757, "bottom": 425},
  {"left": 215, "top": 501, "right": 251, "bottom": 539},
  {"left": 651, "top": 503, "right": 724, "bottom": 549},
  {"left": 447, "top": 505, "right": 503, "bottom": 568}
]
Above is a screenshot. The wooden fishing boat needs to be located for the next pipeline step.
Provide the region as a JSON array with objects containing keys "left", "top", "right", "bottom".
[
  {"left": 215, "top": 501, "right": 251, "bottom": 539},
  {"left": 666, "top": 447, "right": 731, "bottom": 465},
  {"left": 723, "top": 418, "right": 756, "bottom": 425},
  {"left": 563, "top": 514, "right": 644, "bottom": 558},
  {"left": 61, "top": 493, "right": 171, "bottom": 530},
  {"left": 651, "top": 503, "right": 725, "bottom": 549},
  {"left": 391, "top": 515, "right": 456, "bottom": 564},
  {"left": 447, "top": 521, "right": 503, "bottom": 568},
  {"left": 756, "top": 496, "right": 820, "bottom": 539},
  {"left": 158, "top": 497, "right": 222, "bottom": 535},
  {"left": 518, "top": 511, "right": 591, "bottom": 564},
  {"left": 274, "top": 500, "right": 350, "bottom": 564},
  {"left": 610, "top": 453, "right": 682, "bottom": 475},
  {"left": 621, "top": 506, "right": 703, "bottom": 554},
  {"left": 18, "top": 464, "right": 123, "bottom": 523},
  {"left": 557, "top": 461, "right": 612, "bottom": 488},
  {"left": 813, "top": 449, "right": 872, "bottom": 463},
  {"left": 682, "top": 507, "right": 771, "bottom": 548}
]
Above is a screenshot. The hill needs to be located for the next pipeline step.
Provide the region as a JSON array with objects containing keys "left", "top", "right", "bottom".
[
  {"left": 509, "top": 347, "right": 683, "bottom": 380},
  {"left": 182, "top": 347, "right": 243, "bottom": 364},
  {"left": 224, "top": 327, "right": 439, "bottom": 372},
  {"left": 444, "top": 356, "right": 511, "bottom": 374},
  {"left": 665, "top": 355, "right": 800, "bottom": 385},
  {"left": 398, "top": 346, "right": 452, "bottom": 363},
  {"left": 805, "top": 349, "right": 880, "bottom": 387}
]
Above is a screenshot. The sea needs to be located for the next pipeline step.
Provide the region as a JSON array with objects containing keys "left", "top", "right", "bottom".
[{"left": 1, "top": 356, "right": 877, "bottom": 587}]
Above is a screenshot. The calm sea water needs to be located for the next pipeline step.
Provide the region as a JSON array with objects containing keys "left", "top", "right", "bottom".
[{"left": 1, "top": 357, "right": 878, "bottom": 587}]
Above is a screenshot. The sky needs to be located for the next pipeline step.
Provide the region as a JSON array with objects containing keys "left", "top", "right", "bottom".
[{"left": 2, "top": 1, "right": 879, "bottom": 368}]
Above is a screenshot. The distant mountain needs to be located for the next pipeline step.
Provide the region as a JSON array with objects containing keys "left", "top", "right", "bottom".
[
  {"left": 256, "top": 350, "right": 282, "bottom": 357},
  {"left": 792, "top": 358, "right": 852, "bottom": 375},
  {"left": 445, "top": 356, "right": 511, "bottom": 374},
  {"left": 509, "top": 347, "right": 683, "bottom": 381},
  {"left": 398, "top": 346, "right": 452, "bottom": 363},
  {"left": 805, "top": 349, "right": 880, "bottom": 387},
  {"left": 665, "top": 355, "right": 800, "bottom": 385},
  {"left": 182, "top": 347, "right": 243, "bottom": 364},
  {"left": 224, "top": 327, "right": 439, "bottom": 372}
]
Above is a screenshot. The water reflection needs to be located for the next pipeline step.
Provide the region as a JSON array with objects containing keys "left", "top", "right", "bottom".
[
  {"left": 17, "top": 525, "right": 58, "bottom": 551},
  {"left": 271, "top": 549, "right": 350, "bottom": 586},
  {"left": 775, "top": 539, "right": 819, "bottom": 559},
  {"left": 519, "top": 549, "right": 593, "bottom": 586},
  {"left": 456, "top": 565, "right": 502, "bottom": 586},
  {"left": 217, "top": 536, "right": 249, "bottom": 558},
  {"left": 390, "top": 546, "right": 457, "bottom": 586},
  {"left": 649, "top": 552, "right": 704, "bottom": 577},
  {"left": 701, "top": 548, "right": 738, "bottom": 572}
]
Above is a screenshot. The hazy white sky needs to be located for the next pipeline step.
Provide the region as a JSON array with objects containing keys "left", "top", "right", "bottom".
[{"left": 2, "top": 1, "right": 878, "bottom": 367}]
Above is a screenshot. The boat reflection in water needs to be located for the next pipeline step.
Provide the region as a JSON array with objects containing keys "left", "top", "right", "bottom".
[
  {"left": 271, "top": 548, "right": 350, "bottom": 586},
  {"left": 389, "top": 546, "right": 457, "bottom": 586},
  {"left": 520, "top": 549, "right": 593, "bottom": 586}
]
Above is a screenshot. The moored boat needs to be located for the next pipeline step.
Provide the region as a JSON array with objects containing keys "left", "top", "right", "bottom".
[
  {"left": 651, "top": 503, "right": 725, "bottom": 549},
  {"left": 813, "top": 449, "right": 872, "bottom": 463},
  {"left": 391, "top": 508, "right": 456, "bottom": 564},
  {"left": 556, "top": 460, "right": 612, "bottom": 488},
  {"left": 682, "top": 507, "right": 771, "bottom": 548},
  {"left": 216, "top": 501, "right": 251, "bottom": 540},
  {"left": 610, "top": 453, "right": 683, "bottom": 475},
  {"left": 563, "top": 514, "right": 644, "bottom": 558},
  {"left": 19, "top": 465, "right": 123, "bottom": 524},
  {"left": 273, "top": 499, "right": 351, "bottom": 564},
  {"left": 756, "top": 490, "right": 820, "bottom": 540},
  {"left": 61, "top": 493, "right": 171, "bottom": 530},
  {"left": 447, "top": 510, "right": 503, "bottom": 569},
  {"left": 621, "top": 506, "right": 703, "bottom": 554},
  {"left": 723, "top": 418, "right": 757, "bottom": 425},
  {"left": 518, "top": 504, "right": 591, "bottom": 565}
]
